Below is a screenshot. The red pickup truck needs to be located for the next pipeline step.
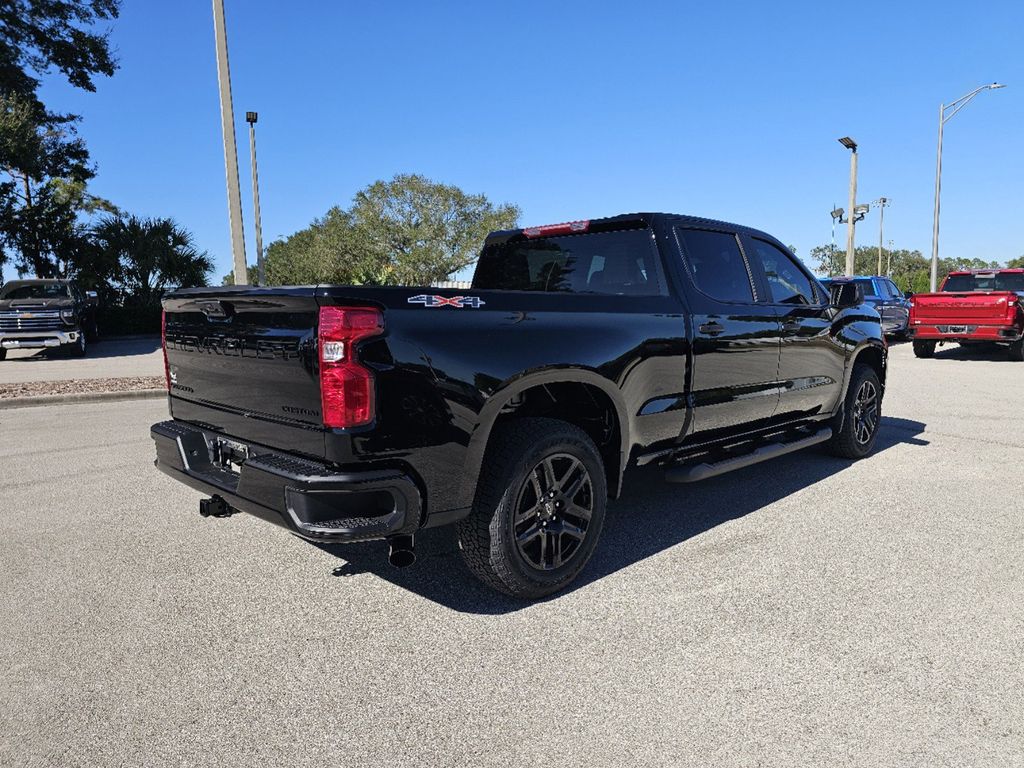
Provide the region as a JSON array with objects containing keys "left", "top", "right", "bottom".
[{"left": 908, "top": 269, "right": 1024, "bottom": 360}]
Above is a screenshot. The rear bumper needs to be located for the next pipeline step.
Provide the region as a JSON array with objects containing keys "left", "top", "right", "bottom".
[
  {"left": 151, "top": 420, "right": 422, "bottom": 543},
  {"left": 907, "top": 323, "right": 1023, "bottom": 342},
  {"left": 0, "top": 329, "right": 80, "bottom": 349},
  {"left": 882, "top": 319, "right": 908, "bottom": 335}
]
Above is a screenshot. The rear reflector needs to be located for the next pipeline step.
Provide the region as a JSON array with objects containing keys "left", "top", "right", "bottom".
[
  {"left": 318, "top": 306, "right": 383, "bottom": 429},
  {"left": 522, "top": 220, "right": 590, "bottom": 238},
  {"left": 161, "top": 310, "right": 170, "bottom": 391}
]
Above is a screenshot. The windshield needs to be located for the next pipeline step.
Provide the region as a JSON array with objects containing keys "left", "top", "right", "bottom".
[
  {"left": 943, "top": 272, "right": 1024, "bottom": 293},
  {"left": 0, "top": 282, "right": 70, "bottom": 300}
]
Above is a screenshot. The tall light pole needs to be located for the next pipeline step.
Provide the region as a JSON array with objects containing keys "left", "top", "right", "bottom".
[
  {"left": 838, "top": 137, "right": 858, "bottom": 275},
  {"left": 212, "top": 0, "right": 248, "bottom": 285},
  {"left": 829, "top": 206, "right": 843, "bottom": 277},
  {"left": 873, "top": 197, "right": 890, "bottom": 275},
  {"left": 929, "top": 82, "right": 1005, "bottom": 291},
  {"left": 246, "top": 111, "right": 264, "bottom": 287}
]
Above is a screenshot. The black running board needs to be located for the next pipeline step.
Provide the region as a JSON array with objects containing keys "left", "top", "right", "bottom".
[{"left": 664, "top": 427, "right": 833, "bottom": 483}]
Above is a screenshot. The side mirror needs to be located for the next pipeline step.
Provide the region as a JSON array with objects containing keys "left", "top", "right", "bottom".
[
  {"left": 85, "top": 290, "right": 99, "bottom": 306},
  {"left": 903, "top": 290, "right": 914, "bottom": 299},
  {"left": 830, "top": 282, "right": 864, "bottom": 309}
]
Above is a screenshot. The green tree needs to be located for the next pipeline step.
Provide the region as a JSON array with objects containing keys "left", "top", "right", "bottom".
[
  {"left": 808, "top": 243, "right": 1002, "bottom": 293},
  {"left": 0, "top": 0, "right": 121, "bottom": 276},
  {"left": 1006, "top": 256, "right": 1024, "bottom": 269},
  {"left": 91, "top": 215, "right": 212, "bottom": 308},
  {"left": 250, "top": 174, "right": 521, "bottom": 287}
]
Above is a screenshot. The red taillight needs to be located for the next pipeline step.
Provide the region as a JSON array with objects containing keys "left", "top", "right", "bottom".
[
  {"left": 161, "top": 310, "right": 170, "bottom": 391},
  {"left": 318, "top": 306, "right": 383, "bottom": 429},
  {"left": 522, "top": 220, "right": 590, "bottom": 238}
]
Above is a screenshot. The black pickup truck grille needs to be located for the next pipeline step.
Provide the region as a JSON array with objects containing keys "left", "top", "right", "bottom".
[{"left": 0, "top": 310, "right": 64, "bottom": 332}]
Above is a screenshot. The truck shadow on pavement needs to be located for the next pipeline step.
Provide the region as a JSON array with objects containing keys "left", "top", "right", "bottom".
[
  {"left": 4, "top": 337, "right": 160, "bottom": 362},
  {"left": 315, "top": 416, "right": 928, "bottom": 615},
  {"left": 932, "top": 345, "right": 1017, "bottom": 363}
]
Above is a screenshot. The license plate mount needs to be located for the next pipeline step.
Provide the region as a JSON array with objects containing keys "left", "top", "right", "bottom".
[{"left": 212, "top": 437, "right": 249, "bottom": 472}]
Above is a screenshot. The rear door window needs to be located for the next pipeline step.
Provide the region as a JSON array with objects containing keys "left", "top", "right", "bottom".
[
  {"left": 472, "top": 229, "right": 665, "bottom": 295},
  {"left": 676, "top": 229, "right": 755, "bottom": 303}
]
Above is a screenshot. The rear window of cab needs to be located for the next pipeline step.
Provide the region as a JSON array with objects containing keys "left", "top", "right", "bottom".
[{"left": 472, "top": 229, "right": 666, "bottom": 296}]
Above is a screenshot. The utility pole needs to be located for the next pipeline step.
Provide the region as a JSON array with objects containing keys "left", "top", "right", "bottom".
[
  {"left": 874, "top": 197, "right": 889, "bottom": 275},
  {"left": 246, "top": 111, "right": 264, "bottom": 286},
  {"left": 212, "top": 0, "right": 248, "bottom": 285},
  {"left": 829, "top": 205, "right": 842, "bottom": 277},
  {"left": 838, "top": 137, "right": 858, "bottom": 276}
]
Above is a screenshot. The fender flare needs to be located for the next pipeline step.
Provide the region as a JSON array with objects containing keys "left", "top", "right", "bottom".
[
  {"left": 834, "top": 338, "right": 887, "bottom": 421},
  {"left": 457, "top": 367, "right": 632, "bottom": 508}
]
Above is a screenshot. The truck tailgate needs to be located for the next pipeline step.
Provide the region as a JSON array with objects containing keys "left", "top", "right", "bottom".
[
  {"left": 163, "top": 288, "right": 325, "bottom": 457},
  {"left": 911, "top": 292, "right": 1019, "bottom": 325}
]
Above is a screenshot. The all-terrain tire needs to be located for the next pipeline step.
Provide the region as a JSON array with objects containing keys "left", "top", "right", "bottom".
[
  {"left": 457, "top": 417, "right": 607, "bottom": 600},
  {"left": 912, "top": 340, "right": 936, "bottom": 358},
  {"left": 1008, "top": 338, "right": 1024, "bottom": 362},
  {"left": 827, "top": 364, "right": 883, "bottom": 460}
]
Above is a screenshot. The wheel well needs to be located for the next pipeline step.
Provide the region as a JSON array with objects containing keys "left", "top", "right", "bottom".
[
  {"left": 854, "top": 345, "right": 886, "bottom": 386},
  {"left": 492, "top": 382, "right": 623, "bottom": 498}
]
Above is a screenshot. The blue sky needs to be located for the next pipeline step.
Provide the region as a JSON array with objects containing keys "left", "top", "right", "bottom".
[{"left": 12, "top": 0, "right": 1024, "bottom": 283}]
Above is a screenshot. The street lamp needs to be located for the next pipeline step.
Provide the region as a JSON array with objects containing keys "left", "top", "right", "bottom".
[
  {"left": 872, "top": 197, "right": 890, "bottom": 276},
  {"left": 245, "top": 111, "right": 264, "bottom": 287},
  {"left": 838, "top": 137, "right": 858, "bottom": 276},
  {"left": 929, "top": 83, "right": 1005, "bottom": 291}
]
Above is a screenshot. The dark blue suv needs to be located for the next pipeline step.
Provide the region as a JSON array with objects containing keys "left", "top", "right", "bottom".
[{"left": 820, "top": 275, "right": 910, "bottom": 336}]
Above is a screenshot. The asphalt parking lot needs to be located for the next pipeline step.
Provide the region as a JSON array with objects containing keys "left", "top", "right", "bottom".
[
  {"left": 1, "top": 341, "right": 1022, "bottom": 767},
  {"left": 0, "top": 337, "right": 162, "bottom": 384}
]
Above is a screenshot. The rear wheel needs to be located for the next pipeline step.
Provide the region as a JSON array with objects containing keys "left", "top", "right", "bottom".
[
  {"left": 1009, "top": 338, "right": 1024, "bottom": 362},
  {"left": 912, "top": 340, "right": 936, "bottom": 358},
  {"left": 828, "top": 365, "right": 882, "bottom": 460},
  {"left": 457, "top": 417, "right": 607, "bottom": 599}
]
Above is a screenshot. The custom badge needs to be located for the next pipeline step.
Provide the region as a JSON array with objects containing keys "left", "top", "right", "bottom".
[{"left": 407, "top": 295, "right": 486, "bottom": 309}]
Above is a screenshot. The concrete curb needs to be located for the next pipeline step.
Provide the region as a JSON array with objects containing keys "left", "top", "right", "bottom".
[{"left": 0, "top": 388, "right": 166, "bottom": 410}]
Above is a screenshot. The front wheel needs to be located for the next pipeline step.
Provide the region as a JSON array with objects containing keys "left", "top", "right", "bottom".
[
  {"left": 0, "top": 348, "right": 6, "bottom": 361},
  {"left": 457, "top": 417, "right": 607, "bottom": 599},
  {"left": 828, "top": 365, "right": 883, "bottom": 460},
  {"left": 68, "top": 332, "right": 87, "bottom": 357},
  {"left": 912, "top": 340, "right": 936, "bottom": 358}
]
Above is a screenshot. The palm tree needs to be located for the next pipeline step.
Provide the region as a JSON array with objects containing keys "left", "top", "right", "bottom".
[{"left": 91, "top": 215, "right": 212, "bottom": 307}]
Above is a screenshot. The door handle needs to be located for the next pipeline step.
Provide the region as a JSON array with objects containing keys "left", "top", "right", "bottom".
[
  {"left": 699, "top": 321, "right": 724, "bottom": 336},
  {"left": 782, "top": 319, "right": 801, "bottom": 331}
]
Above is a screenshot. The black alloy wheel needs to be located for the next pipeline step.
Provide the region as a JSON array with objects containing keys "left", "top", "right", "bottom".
[
  {"left": 827, "top": 364, "right": 883, "bottom": 459},
  {"left": 851, "top": 379, "right": 879, "bottom": 446},
  {"left": 458, "top": 417, "right": 608, "bottom": 599},
  {"left": 512, "top": 453, "right": 594, "bottom": 572}
]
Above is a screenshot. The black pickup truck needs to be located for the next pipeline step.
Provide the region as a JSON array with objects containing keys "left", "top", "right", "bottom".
[
  {"left": 152, "top": 213, "right": 885, "bottom": 598},
  {"left": 0, "top": 278, "right": 98, "bottom": 359}
]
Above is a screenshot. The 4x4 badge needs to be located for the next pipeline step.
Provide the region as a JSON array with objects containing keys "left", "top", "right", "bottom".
[{"left": 407, "top": 295, "right": 486, "bottom": 309}]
